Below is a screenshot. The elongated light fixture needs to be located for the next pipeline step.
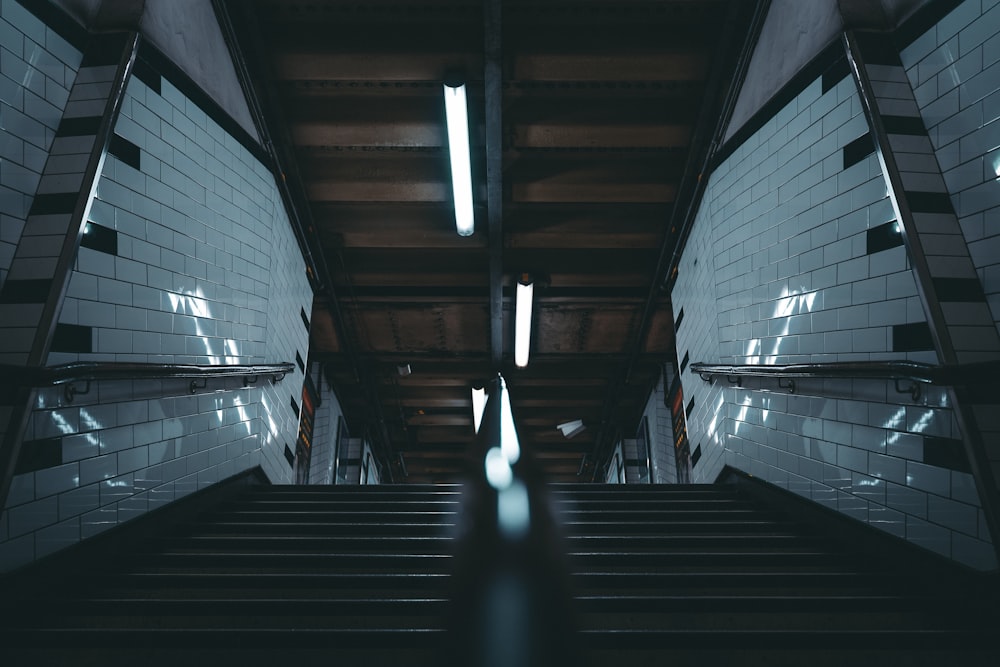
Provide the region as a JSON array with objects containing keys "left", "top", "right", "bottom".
[
  {"left": 443, "top": 82, "right": 474, "bottom": 236},
  {"left": 471, "top": 386, "right": 486, "bottom": 434},
  {"left": 499, "top": 376, "right": 520, "bottom": 464},
  {"left": 514, "top": 279, "right": 534, "bottom": 368}
]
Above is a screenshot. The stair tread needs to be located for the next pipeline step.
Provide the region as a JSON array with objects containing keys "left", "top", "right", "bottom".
[{"left": 11, "top": 480, "right": 988, "bottom": 664}]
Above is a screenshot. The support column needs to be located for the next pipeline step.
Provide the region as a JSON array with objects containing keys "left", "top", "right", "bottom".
[{"left": 845, "top": 29, "right": 1000, "bottom": 558}]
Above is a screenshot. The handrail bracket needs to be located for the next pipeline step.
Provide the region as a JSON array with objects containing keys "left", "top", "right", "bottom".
[
  {"left": 64, "top": 380, "right": 91, "bottom": 403},
  {"left": 894, "top": 379, "right": 921, "bottom": 401}
]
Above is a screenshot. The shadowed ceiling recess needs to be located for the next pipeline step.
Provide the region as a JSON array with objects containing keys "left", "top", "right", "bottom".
[{"left": 225, "top": 0, "right": 760, "bottom": 483}]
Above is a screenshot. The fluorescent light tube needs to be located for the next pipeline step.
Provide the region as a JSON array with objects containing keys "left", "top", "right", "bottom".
[
  {"left": 514, "top": 281, "right": 533, "bottom": 368},
  {"left": 499, "top": 376, "right": 520, "bottom": 464},
  {"left": 443, "top": 83, "right": 474, "bottom": 236},
  {"left": 471, "top": 386, "right": 486, "bottom": 434}
]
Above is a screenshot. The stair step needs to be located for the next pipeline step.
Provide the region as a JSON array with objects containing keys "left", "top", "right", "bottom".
[
  {"left": 100, "top": 571, "right": 452, "bottom": 592},
  {"left": 576, "top": 610, "right": 959, "bottom": 631},
  {"left": 238, "top": 490, "right": 461, "bottom": 503},
  {"left": 561, "top": 519, "right": 798, "bottom": 534},
  {"left": 203, "top": 510, "right": 459, "bottom": 524},
  {"left": 131, "top": 552, "right": 454, "bottom": 572},
  {"left": 0, "top": 627, "right": 446, "bottom": 649},
  {"left": 10, "top": 480, "right": 989, "bottom": 666},
  {"left": 161, "top": 535, "right": 455, "bottom": 553},
  {"left": 577, "top": 628, "right": 991, "bottom": 650},
  {"left": 227, "top": 499, "right": 462, "bottom": 511},
  {"left": 574, "top": 593, "right": 959, "bottom": 612},
  {"left": 571, "top": 570, "right": 897, "bottom": 594},
  {"left": 551, "top": 497, "right": 760, "bottom": 512},
  {"left": 564, "top": 534, "right": 827, "bottom": 548},
  {"left": 7, "top": 596, "right": 449, "bottom": 616},
  {"left": 566, "top": 551, "right": 842, "bottom": 568},
  {"left": 184, "top": 522, "right": 456, "bottom": 536},
  {"left": 551, "top": 490, "right": 742, "bottom": 501}
]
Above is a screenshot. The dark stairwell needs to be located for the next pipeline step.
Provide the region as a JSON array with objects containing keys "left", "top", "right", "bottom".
[{"left": 1, "top": 467, "right": 997, "bottom": 666}]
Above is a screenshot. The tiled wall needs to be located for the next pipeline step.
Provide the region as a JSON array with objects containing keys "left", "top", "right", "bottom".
[
  {"left": 51, "top": 54, "right": 313, "bottom": 483},
  {"left": 899, "top": 0, "right": 1000, "bottom": 330},
  {"left": 2, "top": 376, "right": 267, "bottom": 565},
  {"left": 671, "top": 46, "right": 995, "bottom": 569},
  {"left": 0, "top": 0, "right": 82, "bottom": 285},
  {"left": 307, "top": 362, "right": 346, "bottom": 486},
  {"left": 638, "top": 375, "right": 678, "bottom": 484},
  {"left": 0, "top": 10, "right": 318, "bottom": 568}
]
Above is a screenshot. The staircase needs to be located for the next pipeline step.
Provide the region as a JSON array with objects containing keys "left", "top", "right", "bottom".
[{"left": 3, "top": 480, "right": 996, "bottom": 665}]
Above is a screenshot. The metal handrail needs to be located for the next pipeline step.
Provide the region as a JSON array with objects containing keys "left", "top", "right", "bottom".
[
  {"left": 690, "top": 360, "right": 1000, "bottom": 399},
  {"left": 0, "top": 361, "right": 294, "bottom": 402}
]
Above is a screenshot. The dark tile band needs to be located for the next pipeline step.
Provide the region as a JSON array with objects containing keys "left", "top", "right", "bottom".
[
  {"left": 109, "top": 133, "right": 141, "bottom": 171},
  {"left": 0, "top": 279, "right": 53, "bottom": 304},
  {"left": 29, "top": 193, "right": 79, "bottom": 217},
  {"left": 844, "top": 132, "right": 875, "bottom": 170},
  {"left": 14, "top": 437, "right": 62, "bottom": 474},
  {"left": 882, "top": 115, "right": 926, "bottom": 136},
  {"left": 892, "top": 322, "right": 934, "bottom": 352},
  {"left": 906, "top": 191, "right": 954, "bottom": 214},
  {"left": 855, "top": 31, "right": 903, "bottom": 66},
  {"left": 80, "top": 222, "right": 119, "bottom": 256},
  {"left": 51, "top": 323, "right": 93, "bottom": 353},
  {"left": 56, "top": 116, "right": 101, "bottom": 137},
  {"left": 933, "top": 277, "right": 986, "bottom": 302},
  {"left": 867, "top": 220, "right": 904, "bottom": 255},
  {"left": 923, "top": 436, "right": 970, "bottom": 473}
]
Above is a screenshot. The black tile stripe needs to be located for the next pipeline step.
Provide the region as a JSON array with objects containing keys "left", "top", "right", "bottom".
[
  {"left": 923, "top": 437, "right": 970, "bottom": 473},
  {"left": 295, "top": 350, "right": 305, "bottom": 373},
  {"left": 51, "top": 323, "right": 93, "bottom": 353},
  {"left": 80, "top": 222, "right": 119, "bottom": 255},
  {"left": 867, "top": 221, "right": 904, "bottom": 254},
  {"left": 855, "top": 31, "right": 903, "bottom": 66},
  {"left": 0, "top": 279, "right": 53, "bottom": 304},
  {"left": 80, "top": 33, "right": 129, "bottom": 67},
  {"left": 284, "top": 444, "right": 295, "bottom": 467},
  {"left": 822, "top": 57, "right": 850, "bottom": 94},
  {"left": 56, "top": 116, "right": 101, "bottom": 137},
  {"left": 28, "top": 193, "right": 78, "bottom": 216},
  {"left": 14, "top": 437, "right": 62, "bottom": 475},
  {"left": 18, "top": 0, "right": 267, "bottom": 173},
  {"left": 906, "top": 191, "right": 954, "bottom": 214},
  {"left": 137, "top": 42, "right": 269, "bottom": 167},
  {"left": 13, "top": 0, "right": 88, "bottom": 50},
  {"left": 896, "top": 0, "right": 965, "bottom": 48},
  {"left": 132, "top": 56, "right": 162, "bottom": 95},
  {"left": 933, "top": 277, "right": 986, "bottom": 302},
  {"left": 674, "top": 308, "right": 684, "bottom": 333},
  {"left": 685, "top": 396, "right": 695, "bottom": 419},
  {"left": 691, "top": 444, "right": 702, "bottom": 467},
  {"left": 882, "top": 115, "right": 926, "bottom": 136},
  {"left": 714, "top": 42, "right": 846, "bottom": 170},
  {"left": 843, "top": 132, "right": 875, "bottom": 169},
  {"left": 290, "top": 396, "right": 300, "bottom": 417},
  {"left": 892, "top": 322, "right": 934, "bottom": 352},
  {"left": 108, "top": 133, "right": 141, "bottom": 171},
  {"left": 300, "top": 307, "right": 311, "bottom": 332},
  {"left": 680, "top": 350, "right": 690, "bottom": 373}
]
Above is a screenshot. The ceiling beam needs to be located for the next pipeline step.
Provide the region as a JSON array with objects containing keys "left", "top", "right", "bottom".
[{"left": 484, "top": 0, "right": 503, "bottom": 371}]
